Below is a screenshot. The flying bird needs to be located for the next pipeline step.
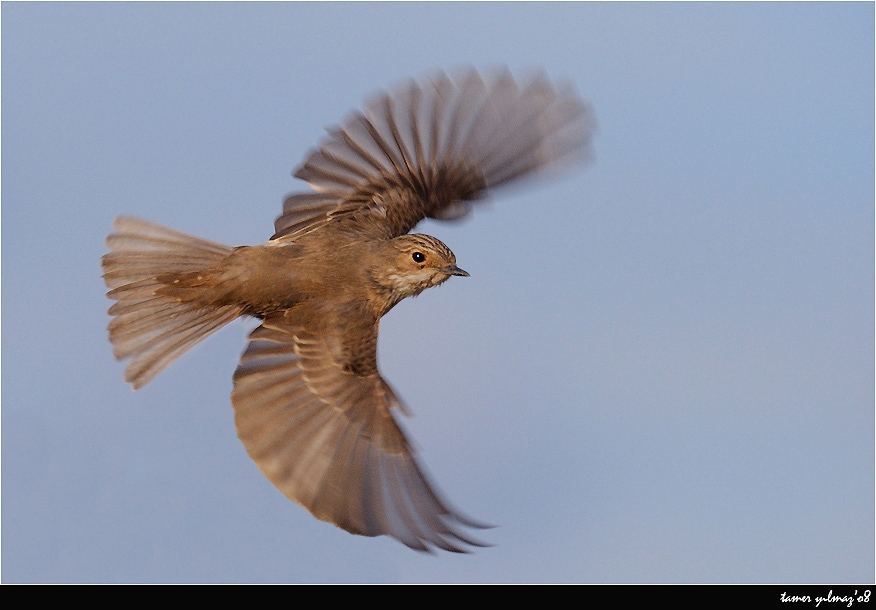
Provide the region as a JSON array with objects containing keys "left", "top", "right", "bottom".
[{"left": 102, "top": 68, "right": 596, "bottom": 553}]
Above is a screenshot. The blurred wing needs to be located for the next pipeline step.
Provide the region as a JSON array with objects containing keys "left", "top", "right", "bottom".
[
  {"left": 273, "top": 67, "right": 596, "bottom": 240},
  {"left": 231, "top": 314, "right": 489, "bottom": 553}
]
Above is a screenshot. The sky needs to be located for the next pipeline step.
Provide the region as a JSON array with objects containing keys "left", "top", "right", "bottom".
[{"left": 2, "top": 3, "right": 873, "bottom": 583}]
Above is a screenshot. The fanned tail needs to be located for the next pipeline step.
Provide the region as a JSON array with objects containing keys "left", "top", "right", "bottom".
[{"left": 101, "top": 216, "right": 243, "bottom": 389}]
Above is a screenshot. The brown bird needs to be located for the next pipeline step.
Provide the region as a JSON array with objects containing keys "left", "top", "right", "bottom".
[{"left": 102, "top": 68, "right": 595, "bottom": 553}]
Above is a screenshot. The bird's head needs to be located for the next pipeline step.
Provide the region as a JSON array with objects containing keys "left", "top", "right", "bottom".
[{"left": 374, "top": 234, "right": 469, "bottom": 303}]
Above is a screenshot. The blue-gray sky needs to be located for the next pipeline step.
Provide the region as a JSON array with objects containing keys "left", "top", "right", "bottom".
[{"left": 3, "top": 2, "right": 873, "bottom": 583}]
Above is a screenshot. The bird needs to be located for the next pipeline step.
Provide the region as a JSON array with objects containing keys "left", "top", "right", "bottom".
[{"left": 102, "top": 67, "right": 596, "bottom": 553}]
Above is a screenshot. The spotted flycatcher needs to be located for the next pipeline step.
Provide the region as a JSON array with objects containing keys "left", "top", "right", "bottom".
[{"left": 102, "top": 68, "right": 595, "bottom": 552}]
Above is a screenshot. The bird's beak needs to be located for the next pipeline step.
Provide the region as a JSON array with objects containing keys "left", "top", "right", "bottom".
[{"left": 443, "top": 265, "right": 470, "bottom": 277}]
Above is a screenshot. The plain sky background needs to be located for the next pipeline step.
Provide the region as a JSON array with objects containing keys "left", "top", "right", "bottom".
[{"left": 2, "top": 3, "right": 873, "bottom": 583}]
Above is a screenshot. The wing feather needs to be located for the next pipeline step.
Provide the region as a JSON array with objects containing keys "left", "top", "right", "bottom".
[
  {"left": 274, "top": 67, "right": 596, "bottom": 240},
  {"left": 231, "top": 315, "right": 489, "bottom": 552}
]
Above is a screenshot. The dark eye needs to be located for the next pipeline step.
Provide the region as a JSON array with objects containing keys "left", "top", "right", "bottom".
[{"left": 412, "top": 252, "right": 425, "bottom": 263}]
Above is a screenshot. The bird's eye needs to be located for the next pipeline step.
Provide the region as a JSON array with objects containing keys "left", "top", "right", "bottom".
[{"left": 412, "top": 252, "right": 425, "bottom": 263}]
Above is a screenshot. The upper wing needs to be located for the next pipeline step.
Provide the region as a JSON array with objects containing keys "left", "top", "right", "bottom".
[
  {"left": 231, "top": 314, "right": 489, "bottom": 553},
  {"left": 273, "top": 67, "right": 596, "bottom": 240}
]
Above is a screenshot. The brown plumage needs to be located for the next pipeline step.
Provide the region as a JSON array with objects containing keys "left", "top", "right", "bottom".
[{"left": 102, "top": 67, "right": 596, "bottom": 553}]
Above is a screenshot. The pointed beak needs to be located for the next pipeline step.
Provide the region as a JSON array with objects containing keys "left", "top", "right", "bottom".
[{"left": 443, "top": 265, "right": 470, "bottom": 277}]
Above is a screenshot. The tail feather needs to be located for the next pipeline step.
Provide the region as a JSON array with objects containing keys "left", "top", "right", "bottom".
[{"left": 102, "top": 217, "right": 243, "bottom": 389}]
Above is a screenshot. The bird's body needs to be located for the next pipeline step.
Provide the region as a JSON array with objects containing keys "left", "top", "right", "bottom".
[{"left": 102, "top": 68, "right": 595, "bottom": 552}]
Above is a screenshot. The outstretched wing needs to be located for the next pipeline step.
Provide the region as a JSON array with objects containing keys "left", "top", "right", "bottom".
[
  {"left": 273, "top": 67, "right": 596, "bottom": 241},
  {"left": 231, "top": 314, "right": 489, "bottom": 553}
]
